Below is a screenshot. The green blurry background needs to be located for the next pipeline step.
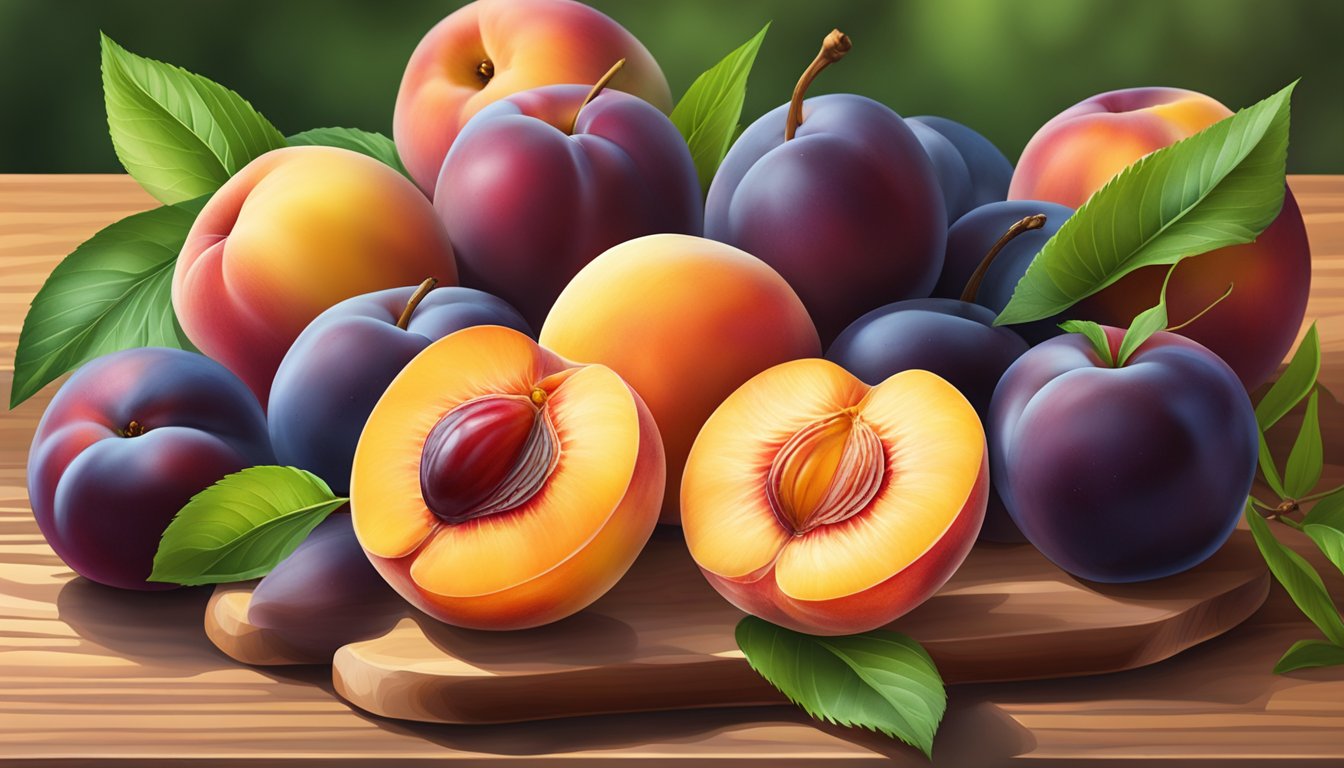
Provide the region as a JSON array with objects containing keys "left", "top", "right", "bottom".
[{"left": 0, "top": 0, "right": 1339, "bottom": 173}]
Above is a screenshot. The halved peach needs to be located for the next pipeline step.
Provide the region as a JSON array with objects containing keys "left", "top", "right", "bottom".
[
  {"left": 682, "top": 359, "right": 986, "bottom": 635},
  {"left": 351, "top": 325, "right": 664, "bottom": 630}
]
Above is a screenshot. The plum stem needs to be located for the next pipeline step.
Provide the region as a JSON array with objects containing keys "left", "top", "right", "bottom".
[
  {"left": 119, "top": 420, "right": 146, "bottom": 438},
  {"left": 785, "top": 29, "right": 851, "bottom": 142},
  {"left": 395, "top": 277, "right": 439, "bottom": 330},
  {"left": 568, "top": 59, "right": 626, "bottom": 134},
  {"left": 960, "top": 214, "right": 1048, "bottom": 304}
]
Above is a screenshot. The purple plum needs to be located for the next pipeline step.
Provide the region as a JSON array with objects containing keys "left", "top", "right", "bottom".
[
  {"left": 828, "top": 299, "right": 1029, "bottom": 542},
  {"left": 249, "top": 513, "right": 403, "bottom": 657},
  {"left": 906, "top": 115, "right": 1014, "bottom": 224},
  {"left": 705, "top": 30, "right": 946, "bottom": 344},
  {"left": 435, "top": 74, "right": 702, "bottom": 329},
  {"left": 988, "top": 327, "right": 1257, "bottom": 582},
  {"left": 27, "top": 347, "right": 273, "bottom": 590},
  {"left": 268, "top": 281, "right": 530, "bottom": 495}
]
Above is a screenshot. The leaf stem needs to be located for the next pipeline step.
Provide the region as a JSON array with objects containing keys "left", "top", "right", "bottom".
[{"left": 1301, "top": 483, "right": 1344, "bottom": 503}]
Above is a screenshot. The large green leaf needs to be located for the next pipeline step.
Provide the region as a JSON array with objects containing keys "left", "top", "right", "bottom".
[
  {"left": 736, "top": 616, "right": 945, "bottom": 758},
  {"left": 10, "top": 198, "right": 205, "bottom": 409},
  {"left": 995, "top": 82, "right": 1294, "bottom": 326},
  {"left": 1273, "top": 639, "right": 1344, "bottom": 674},
  {"left": 1245, "top": 503, "right": 1344, "bottom": 646},
  {"left": 102, "top": 32, "right": 286, "bottom": 204},
  {"left": 288, "top": 127, "right": 409, "bottom": 178},
  {"left": 669, "top": 23, "right": 770, "bottom": 194},
  {"left": 1256, "top": 323, "right": 1320, "bottom": 431},
  {"left": 149, "top": 466, "right": 348, "bottom": 585}
]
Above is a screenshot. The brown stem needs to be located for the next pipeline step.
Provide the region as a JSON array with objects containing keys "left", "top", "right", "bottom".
[
  {"left": 475, "top": 58, "right": 494, "bottom": 85},
  {"left": 568, "top": 59, "right": 626, "bottom": 134},
  {"left": 396, "top": 277, "right": 439, "bottom": 330},
  {"left": 120, "top": 420, "right": 146, "bottom": 438},
  {"left": 960, "top": 214, "right": 1048, "bottom": 303},
  {"left": 785, "top": 29, "right": 852, "bottom": 141}
]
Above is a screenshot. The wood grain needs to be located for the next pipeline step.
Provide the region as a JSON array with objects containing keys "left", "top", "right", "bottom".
[
  {"left": 206, "top": 527, "right": 1270, "bottom": 724},
  {"left": 0, "top": 175, "right": 1342, "bottom": 765}
]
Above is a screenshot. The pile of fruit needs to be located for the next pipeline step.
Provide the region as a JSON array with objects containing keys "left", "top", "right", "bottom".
[{"left": 17, "top": 0, "right": 1329, "bottom": 746}]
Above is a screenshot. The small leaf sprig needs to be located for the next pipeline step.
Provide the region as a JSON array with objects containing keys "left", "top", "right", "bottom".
[{"left": 1244, "top": 325, "right": 1344, "bottom": 673}]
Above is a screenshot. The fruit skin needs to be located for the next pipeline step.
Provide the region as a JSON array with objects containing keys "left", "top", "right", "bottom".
[
  {"left": 249, "top": 513, "right": 402, "bottom": 657},
  {"left": 988, "top": 327, "right": 1258, "bottom": 583},
  {"left": 1008, "top": 87, "right": 1311, "bottom": 391},
  {"left": 705, "top": 93, "right": 947, "bottom": 344},
  {"left": 268, "top": 285, "right": 529, "bottom": 496},
  {"left": 930, "top": 199, "right": 1075, "bottom": 346},
  {"left": 27, "top": 348, "right": 274, "bottom": 590},
  {"left": 172, "top": 145, "right": 458, "bottom": 405},
  {"left": 682, "top": 360, "right": 988, "bottom": 635},
  {"left": 394, "top": 0, "right": 673, "bottom": 194},
  {"left": 351, "top": 325, "right": 664, "bottom": 629},
  {"left": 906, "top": 115, "right": 1014, "bottom": 225},
  {"left": 435, "top": 85, "right": 701, "bottom": 329},
  {"left": 828, "top": 299, "right": 1029, "bottom": 542},
  {"left": 540, "top": 234, "right": 821, "bottom": 524}
]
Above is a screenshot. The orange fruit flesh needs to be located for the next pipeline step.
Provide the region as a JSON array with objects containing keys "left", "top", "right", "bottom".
[
  {"left": 682, "top": 359, "right": 985, "bottom": 603},
  {"left": 351, "top": 325, "right": 646, "bottom": 600}
]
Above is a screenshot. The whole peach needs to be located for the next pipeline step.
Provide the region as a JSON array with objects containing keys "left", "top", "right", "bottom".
[
  {"left": 540, "top": 234, "right": 821, "bottom": 524},
  {"left": 172, "top": 145, "right": 458, "bottom": 404},
  {"left": 394, "top": 0, "right": 673, "bottom": 194},
  {"left": 1009, "top": 88, "right": 1310, "bottom": 390}
]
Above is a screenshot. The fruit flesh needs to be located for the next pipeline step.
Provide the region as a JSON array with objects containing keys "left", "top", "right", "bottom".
[
  {"left": 351, "top": 325, "right": 663, "bottom": 629},
  {"left": 682, "top": 359, "right": 986, "bottom": 634}
]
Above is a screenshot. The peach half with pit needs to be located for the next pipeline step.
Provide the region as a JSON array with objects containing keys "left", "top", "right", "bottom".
[
  {"left": 350, "top": 325, "right": 663, "bottom": 630},
  {"left": 682, "top": 359, "right": 987, "bottom": 635}
]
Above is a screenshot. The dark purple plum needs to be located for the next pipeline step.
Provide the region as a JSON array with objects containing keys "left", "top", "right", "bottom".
[
  {"left": 435, "top": 79, "right": 702, "bottom": 329},
  {"left": 268, "top": 281, "right": 530, "bottom": 495},
  {"left": 906, "top": 115, "right": 1014, "bottom": 224},
  {"left": 988, "top": 327, "right": 1257, "bottom": 582},
  {"left": 931, "top": 199, "right": 1075, "bottom": 344},
  {"left": 248, "top": 513, "right": 403, "bottom": 657},
  {"left": 704, "top": 31, "right": 945, "bottom": 345},
  {"left": 27, "top": 347, "right": 273, "bottom": 590},
  {"left": 828, "top": 299, "right": 1029, "bottom": 542}
]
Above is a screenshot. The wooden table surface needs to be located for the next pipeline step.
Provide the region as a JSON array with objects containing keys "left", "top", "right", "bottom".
[{"left": 1, "top": 175, "right": 1342, "bottom": 766}]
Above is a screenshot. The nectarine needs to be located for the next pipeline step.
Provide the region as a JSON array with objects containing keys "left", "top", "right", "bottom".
[
  {"left": 682, "top": 359, "right": 987, "bottom": 635},
  {"left": 350, "top": 325, "right": 663, "bottom": 629},
  {"left": 539, "top": 234, "right": 821, "bottom": 524}
]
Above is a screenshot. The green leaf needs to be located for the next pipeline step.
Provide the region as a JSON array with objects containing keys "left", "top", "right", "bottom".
[
  {"left": 669, "top": 23, "right": 770, "bottom": 194},
  {"left": 1259, "top": 430, "right": 1287, "bottom": 499},
  {"left": 1058, "top": 320, "right": 1114, "bottom": 367},
  {"left": 1283, "top": 390, "right": 1322, "bottom": 498},
  {"left": 288, "top": 127, "right": 408, "bottom": 177},
  {"left": 736, "top": 616, "right": 945, "bottom": 758},
  {"left": 101, "top": 32, "right": 286, "bottom": 204},
  {"left": 1304, "top": 523, "right": 1344, "bottom": 579},
  {"left": 10, "top": 198, "right": 205, "bottom": 409},
  {"left": 149, "top": 466, "right": 348, "bottom": 585},
  {"left": 1304, "top": 489, "right": 1344, "bottom": 527},
  {"left": 995, "top": 82, "right": 1294, "bottom": 326},
  {"left": 1245, "top": 502, "right": 1344, "bottom": 645},
  {"left": 1273, "top": 639, "right": 1344, "bottom": 674},
  {"left": 1256, "top": 323, "right": 1321, "bottom": 431},
  {"left": 1116, "top": 265, "right": 1177, "bottom": 366}
]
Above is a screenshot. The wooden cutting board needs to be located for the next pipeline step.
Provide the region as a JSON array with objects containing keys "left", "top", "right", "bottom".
[{"left": 207, "top": 527, "right": 1270, "bottom": 724}]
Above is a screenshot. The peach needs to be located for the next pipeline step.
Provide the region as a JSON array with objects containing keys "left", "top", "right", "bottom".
[
  {"left": 172, "top": 145, "right": 458, "bottom": 404},
  {"left": 1008, "top": 87, "right": 1311, "bottom": 391},
  {"left": 350, "top": 325, "right": 664, "bottom": 629},
  {"left": 682, "top": 359, "right": 987, "bottom": 635},
  {"left": 394, "top": 0, "right": 673, "bottom": 194},
  {"left": 539, "top": 234, "right": 821, "bottom": 524}
]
